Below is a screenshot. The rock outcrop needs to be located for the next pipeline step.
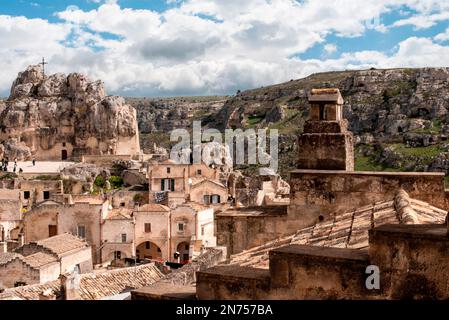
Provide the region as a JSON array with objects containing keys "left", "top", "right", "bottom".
[{"left": 0, "top": 65, "right": 140, "bottom": 160}]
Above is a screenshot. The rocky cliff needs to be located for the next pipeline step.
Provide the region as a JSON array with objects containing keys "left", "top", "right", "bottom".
[
  {"left": 134, "top": 68, "right": 449, "bottom": 178},
  {"left": 0, "top": 65, "right": 140, "bottom": 160}
]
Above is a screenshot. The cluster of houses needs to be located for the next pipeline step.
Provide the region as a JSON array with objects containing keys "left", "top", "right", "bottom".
[{"left": 0, "top": 151, "right": 288, "bottom": 294}]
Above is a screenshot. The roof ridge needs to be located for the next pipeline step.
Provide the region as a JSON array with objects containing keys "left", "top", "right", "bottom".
[{"left": 394, "top": 189, "right": 419, "bottom": 224}]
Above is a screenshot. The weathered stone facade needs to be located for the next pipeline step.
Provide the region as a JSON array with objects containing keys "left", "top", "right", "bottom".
[
  {"left": 197, "top": 223, "right": 449, "bottom": 300},
  {"left": 297, "top": 89, "right": 354, "bottom": 171},
  {"left": 0, "top": 65, "right": 140, "bottom": 161}
]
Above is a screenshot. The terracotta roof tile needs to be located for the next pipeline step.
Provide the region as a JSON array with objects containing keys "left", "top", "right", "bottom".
[
  {"left": 34, "top": 233, "right": 88, "bottom": 257},
  {"left": 228, "top": 190, "right": 447, "bottom": 269},
  {"left": 0, "top": 252, "right": 20, "bottom": 265},
  {"left": 22, "top": 252, "right": 58, "bottom": 268},
  {"left": 0, "top": 263, "right": 164, "bottom": 300}
]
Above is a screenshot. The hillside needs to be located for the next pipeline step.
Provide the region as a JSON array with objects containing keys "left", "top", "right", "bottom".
[
  {"left": 132, "top": 67, "right": 449, "bottom": 179},
  {"left": 126, "top": 96, "right": 227, "bottom": 153},
  {"left": 205, "top": 67, "right": 449, "bottom": 178}
]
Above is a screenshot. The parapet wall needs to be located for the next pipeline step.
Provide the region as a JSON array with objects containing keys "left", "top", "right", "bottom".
[
  {"left": 216, "top": 170, "right": 448, "bottom": 256},
  {"left": 289, "top": 170, "right": 448, "bottom": 227},
  {"left": 197, "top": 224, "right": 449, "bottom": 300}
]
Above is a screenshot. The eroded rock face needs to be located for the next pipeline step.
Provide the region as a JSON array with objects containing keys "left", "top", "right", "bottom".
[
  {"left": 1, "top": 65, "right": 140, "bottom": 160},
  {"left": 61, "top": 163, "right": 110, "bottom": 182}
]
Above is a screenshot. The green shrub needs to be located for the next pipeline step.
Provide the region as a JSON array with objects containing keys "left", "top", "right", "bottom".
[
  {"left": 109, "top": 176, "right": 124, "bottom": 189},
  {"left": 94, "top": 176, "right": 105, "bottom": 188}
]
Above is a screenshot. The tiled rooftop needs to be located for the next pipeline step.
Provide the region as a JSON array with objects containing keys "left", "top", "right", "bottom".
[
  {"left": 34, "top": 233, "right": 89, "bottom": 257},
  {"left": 106, "top": 207, "right": 133, "bottom": 219},
  {"left": 135, "top": 203, "right": 170, "bottom": 212},
  {"left": 0, "top": 263, "right": 164, "bottom": 300},
  {"left": 228, "top": 190, "right": 447, "bottom": 269},
  {"left": 22, "top": 252, "right": 58, "bottom": 268},
  {"left": 0, "top": 252, "right": 20, "bottom": 265}
]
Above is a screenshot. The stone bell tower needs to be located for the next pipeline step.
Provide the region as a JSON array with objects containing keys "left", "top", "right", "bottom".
[{"left": 297, "top": 88, "right": 354, "bottom": 171}]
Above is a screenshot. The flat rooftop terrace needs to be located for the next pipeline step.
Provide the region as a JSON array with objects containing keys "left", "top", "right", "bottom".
[{"left": 3, "top": 161, "right": 75, "bottom": 174}]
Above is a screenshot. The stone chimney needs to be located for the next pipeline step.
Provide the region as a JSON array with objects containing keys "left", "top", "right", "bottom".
[
  {"left": 297, "top": 88, "right": 354, "bottom": 171},
  {"left": 60, "top": 271, "right": 81, "bottom": 300},
  {"left": 39, "top": 289, "right": 56, "bottom": 300}
]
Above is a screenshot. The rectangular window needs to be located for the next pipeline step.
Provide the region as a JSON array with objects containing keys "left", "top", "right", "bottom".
[
  {"left": 43, "top": 191, "right": 50, "bottom": 200},
  {"left": 144, "top": 223, "right": 152, "bottom": 233},
  {"left": 77, "top": 225, "right": 86, "bottom": 239},
  {"left": 24, "top": 191, "right": 30, "bottom": 199},
  {"left": 185, "top": 244, "right": 189, "bottom": 250},
  {"left": 166, "top": 167, "right": 171, "bottom": 173},
  {"left": 197, "top": 169, "right": 202, "bottom": 175},
  {"left": 161, "top": 179, "right": 175, "bottom": 191},
  {"left": 121, "top": 234, "right": 127, "bottom": 243},
  {"left": 203, "top": 195, "right": 210, "bottom": 205},
  {"left": 178, "top": 223, "right": 184, "bottom": 231},
  {"left": 201, "top": 226, "right": 205, "bottom": 236},
  {"left": 145, "top": 241, "right": 150, "bottom": 249},
  {"left": 211, "top": 195, "right": 220, "bottom": 204}
]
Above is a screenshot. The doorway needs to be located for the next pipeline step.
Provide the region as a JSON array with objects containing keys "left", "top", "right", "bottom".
[
  {"left": 61, "top": 149, "right": 68, "bottom": 160},
  {"left": 48, "top": 225, "right": 57, "bottom": 237}
]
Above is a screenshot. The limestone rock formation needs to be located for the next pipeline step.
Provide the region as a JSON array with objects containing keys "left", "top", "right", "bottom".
[{"left": 0, "top": 65, "right": 140, "bottom": 160}]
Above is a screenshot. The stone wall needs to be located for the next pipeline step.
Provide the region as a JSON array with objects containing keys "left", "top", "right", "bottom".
[
  {"left": 59, "top": 246, "right": 93, "bottom": 274},
  {"left": 197, "top": 223, "right": 449, "bottom": 300},
  {"left": 216, "top": 205, "right": 292, "bottom": 256},
  {"left": 134, "top": 210, "right": 169, "bottom": 261},
  {"left": 289, "top": 170, "right": 448, "bottom": 227},
  {"left": 216, "top": 171, "right": 447, "bottom": 256},
  {"left": 190, "top": 181, "right": 228, "bottom": 205},
  {"left": 0, "top": 259, "right": 40, "bottom": 289},
  {"left": 267, "top": 245, "right": 373, "bottom": 299},
  {"left": 369, "top": 224, "right": 449, "bottom": 299},
  {"left": 297, "top": 132, "right": 354, "bottom": 171},
  {"left": 196, "top": 265, "right": 270, "bottom": 300},
  {"left": 23, "top": 202, "right": 106, "bottom": 263}
]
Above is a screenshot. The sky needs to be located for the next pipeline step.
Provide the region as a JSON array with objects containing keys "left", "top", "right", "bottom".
[{"left": 1, "top": 0, "right": 449, "bottom": 97}]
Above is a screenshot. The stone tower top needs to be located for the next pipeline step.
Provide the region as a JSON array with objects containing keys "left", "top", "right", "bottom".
[
  {"left": 308, "top": 88, "right": 344, "bottom": 121},
  {"left": 296, "top": 88, "right": 354, "bottom": 171}
]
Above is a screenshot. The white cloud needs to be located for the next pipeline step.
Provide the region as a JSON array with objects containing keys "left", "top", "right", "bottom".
[
  {"left": 435, "top": 27, "right": 449, "bottom": 42},
  {"left": 324, "top": 44, "right": 337, "bottom": 55},
  {"left": 1, "top": 0, "right": 449, "bottom": 97}
]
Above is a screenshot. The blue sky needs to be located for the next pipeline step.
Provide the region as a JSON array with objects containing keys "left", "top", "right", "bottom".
[{"left": 1, "top": 0, "right": 449, "bottom": 97}]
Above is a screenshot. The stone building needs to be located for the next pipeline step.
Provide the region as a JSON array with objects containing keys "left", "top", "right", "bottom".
[
  {"left": 23, "top": 198, "right": 109, "bottom": 264},
  {"left": 0, "top": 189, "right": 22, "bottom": 245},
  {"left": 100, "top": 207, "right": 135, "bottom": 263},
  {"left": 0, "top": 262, "right": 163, "bottom": 300},
  {"left": 0, "top": 233, "right": 92, "bottom": 290},
  {"left": 101, "top": 203, "right": 216, "bottom": 265},
  {"left": 148, "top": 160, "right": 228, "bottom": 207},
  {"left": 215, "top": 88, "right": 449, "bottom": 256},
  {"left": 191, "top": 88, "right": 449, "bottom": 300}
]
